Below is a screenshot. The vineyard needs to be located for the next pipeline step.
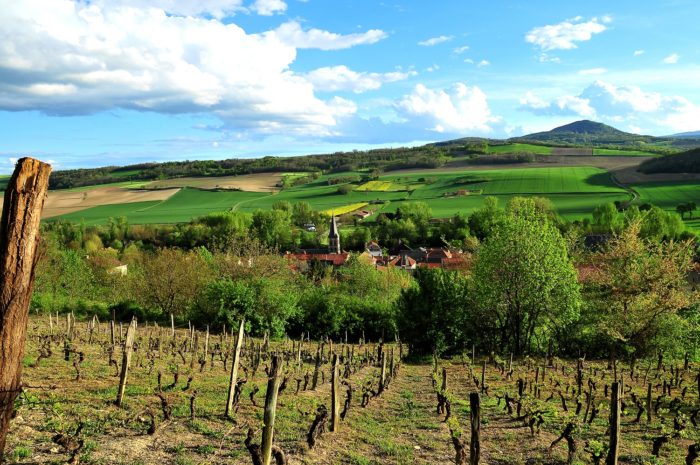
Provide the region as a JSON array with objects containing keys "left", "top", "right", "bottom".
[{"left": 6, "top": 316, "right": 700, "bottom": 464}]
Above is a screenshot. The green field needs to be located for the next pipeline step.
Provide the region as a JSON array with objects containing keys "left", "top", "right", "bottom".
[
  {"left": 58, "top": 188, "right": 272, "bottom": 225},
  {"left": 592, "top": 148, "right": 657, "bottom": 156},
  {"left": 486, "top": 143, "right": 552, "bottom": 154},
  {"left": 56, "top": 167, "right": 636, "bottom": 224},
  {"left": 633, "top": 180, "right": 700, "bottom": 231}
]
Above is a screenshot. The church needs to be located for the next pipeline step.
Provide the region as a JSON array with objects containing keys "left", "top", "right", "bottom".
[{"left": 285, "top": 215, "right": 350, "bottom": 268}]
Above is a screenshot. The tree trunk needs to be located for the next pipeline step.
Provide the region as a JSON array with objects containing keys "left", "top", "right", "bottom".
[
  {"left": 0, "top": 158, "right": 51, "bottom": 459},
  {"left": 261, "top": 355, "right": 282, "bottom": 465}
]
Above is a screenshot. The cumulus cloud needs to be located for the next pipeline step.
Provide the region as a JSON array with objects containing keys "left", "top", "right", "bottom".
[
  {"left": 272, "top": 21, "right": 387, "bottom": 50},
  {"left": 305, "top": 66, "right": 415, "bottom": 93},
  {"left": 0, "top": 1, "right": 397, "bottom": 137},
  {"left": 662, "top": 53, "right": 679, "bottom": 64},
  {"left": 453, "top": 45, "right": 470, "bottom": 54},
  {"left": 418, "top": 35, "right": 453, "bottom": 46},
  {"left": 525, "top": 16, "right": 607, "bottom": 51},
  {"left": 633, "top": 49, "right": 645, "bottom": 56},
  {"left": 395, "top": 83, "right": 501, "bottom": 133},
  {"left": 250, "top": 0, "right": 287, "bottom": 15},
  {"left": 520, "top": 80, "right": 700, "bottom": 132},
  {"left": 520, "top": 92, "right": 595, "bottom": 117}
]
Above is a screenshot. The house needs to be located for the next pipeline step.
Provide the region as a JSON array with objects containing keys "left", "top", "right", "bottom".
[
  {"left": 354, "top": 210, "right": 372, "bottom": 220},
  {"left": 366, "top": 241, "right": 383, "bottom": 258}
]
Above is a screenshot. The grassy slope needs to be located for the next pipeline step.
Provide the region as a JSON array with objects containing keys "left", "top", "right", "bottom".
[
  {"left": 56, "top": 167, "right": 631, "bottom": 224},
  {"left": 633, "top": 180, "right": 700, "bottom": 231}
]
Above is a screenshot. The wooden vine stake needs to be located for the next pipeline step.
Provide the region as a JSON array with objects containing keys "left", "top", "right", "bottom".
[
  {"left": 607, "top": 382, "right": 621, "bottom": 465},
  {"left": 331, "top": 354, "right": 340, "bottom": 432},
  {"left": 261, "top": 355, "right": 282, "bottom": 465},
  {"left": 225, "top": 319, "right": 245, "bottom": 418},
  {"left": 469, "top": 392, "right": 481, "bottom": 465},
  {"left": 0, "top": 158, "right": 51, "bottom": 459},
  {"left": 116, "top": 321, "right": 136, "bottom": 407}
]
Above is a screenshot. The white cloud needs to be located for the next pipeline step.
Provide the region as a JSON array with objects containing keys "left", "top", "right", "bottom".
[
  {"left": 101, "top": 0, "right": 245, "bottom": 18},
  {"left": 633, "top": 49, "right": 645, "bottom": 56},
  {"left": 305, "top": 66, "right": 415, "bottom": 93},
  {"left": 0, "top": 0, "right": 375, "bottom": 137},
  {"left": 396, "top": 82, "right": 500, "bottom": 133},
  {"left": 520, "top": 80, "right": 700, "bottom": 133},
  {"left": 418, "top": 35, "right": 453, "bottom": 46},
  {"left": 477, "top": 60, "right": 490, "bottom": 68},
  {"left": 525, "top": 17, "right": 607, "bottom": 51},
  {"left": 579, "top": 68, "right": 607, "bottom": 75},
  {"left": 520, "top": 92, "right": 595, "bottom": 117},
  {"left": 272, "top": 21, "right": 387, "bottom": 50},
  {"left": 662, "top": 53, "right": 679, "bottom": 64},
  {"left": 250, "top": 0, "right": 287, "bottom": 15},
  {"left": 426, "top": 65, "right": 440, "bottom": 72},
  {"left": 453, "top": 45, "right": 470, "bottom": 54}
]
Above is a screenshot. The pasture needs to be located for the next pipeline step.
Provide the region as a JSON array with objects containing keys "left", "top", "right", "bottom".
[
  {"left": 56, "top": 167, "right": 633, "bottom": 224},
  {"left": 633, "top": 180, "right": 700, "bottom": 231}
]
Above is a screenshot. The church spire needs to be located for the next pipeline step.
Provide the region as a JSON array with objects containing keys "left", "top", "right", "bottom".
[{"left": 328, "top": 214, "right": 340, "bottom": 254}]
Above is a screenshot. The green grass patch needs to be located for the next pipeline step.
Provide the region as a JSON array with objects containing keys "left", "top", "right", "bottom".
[{"left": 486, "top": 143, "right": 553, "bottom": 155}]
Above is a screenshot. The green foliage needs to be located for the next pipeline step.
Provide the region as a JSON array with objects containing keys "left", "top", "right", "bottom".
[
  {"left": 472, "top": 198, "right": 581, "bottom": 355},
  {"left": 398, "top": 267, "right": 470, "bottom": 356}
]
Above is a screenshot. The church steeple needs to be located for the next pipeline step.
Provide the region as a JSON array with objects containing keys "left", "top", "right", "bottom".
[{"left": 328, "top": 214, "right": 340, "bottom": 254}]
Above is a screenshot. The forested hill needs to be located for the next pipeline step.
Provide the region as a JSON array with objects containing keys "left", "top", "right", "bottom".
[
  {"left": 639, "top": 147, "right": 700, "bottom": 174},
  {"left": 514, "top": 119, "right": 700, "bottom": 148}
]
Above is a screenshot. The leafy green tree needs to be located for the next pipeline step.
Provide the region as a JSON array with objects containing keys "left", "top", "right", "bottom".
[
  {"left": 468, "top": 196, "right": 505, "bottom": 240},
  {"left": 251, "top": 209, "right": 294, "bottom": 249},
  {"left": 398, "top": 268, "right": 470, "bottom": 356},
  {"left": 592, "top": 202, "right": 623, "bottom": 233},
  {"left": 472, "top": 202, "right": 581, "bottom": 355},
  {"left": 586, "top": 221, "right": 697, "bottom": 357}
]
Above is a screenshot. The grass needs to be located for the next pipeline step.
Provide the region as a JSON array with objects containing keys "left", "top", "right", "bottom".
[
  {"left": 486, "top": 143, "right": 553, "bottom": 155},
  {"left": 57, "top": 188, "right": 272, "bottom": 225},
  {"left": 54, "top": 167, "right": 633, "bottom": 224},
  {"left": 633, "top": 180, "right": 700, "bottom": 231}
]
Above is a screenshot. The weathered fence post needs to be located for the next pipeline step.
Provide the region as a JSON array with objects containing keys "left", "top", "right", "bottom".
[
  {"left": 470, "top": 392, "right": 481, "bottom": 465},
  {"left": 379, "top": 351, "right": 387, "bottom": 393},
  {"left": 225, "top": 319, "right": 245, "bottom": 418},
  {"left": 480, "top": 360, "right": 486, "bottom": 394},
  {"left": 261, "top": 355, "right": 282, "bottom": 465},
  {"left": 116, "top": 322, "right": 136, "bottom": 407},
  {"left": 607, "top": 382, "right": 621, "bottom": 465},
  {"left": 0, "top": 158, "right": 51, "bottom": 459},
  {"left": 331, "top": 354, "right": 340, "bottom": 432},
  {"left": 646, "top": 382, "right": 652, "bottom": 423}
]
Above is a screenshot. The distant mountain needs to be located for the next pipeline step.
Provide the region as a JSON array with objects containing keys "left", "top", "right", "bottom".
[
  {"left": 639, "top": 147, "right": 700, "bottom": 174},
  {"left": 515, "top": 120, "right": 657, "bottom": 145},
  {"left": 670, "top": 130, "right": 700, "bottom": 138}
]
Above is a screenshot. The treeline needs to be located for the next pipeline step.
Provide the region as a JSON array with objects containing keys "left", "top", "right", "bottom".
[
  {"left": 47, "top": 145, "right": 461, "bottom": 189},
  {"left": 639, "top": 147, "right": 700, "bottom": 174},
  {"left": 34, "top": 197, "right": 699, "bottom": 361}
]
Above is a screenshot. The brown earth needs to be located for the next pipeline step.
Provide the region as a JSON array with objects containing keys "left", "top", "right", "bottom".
[{"left": 0, "top": 186, "right": 179, "bottom": 219}]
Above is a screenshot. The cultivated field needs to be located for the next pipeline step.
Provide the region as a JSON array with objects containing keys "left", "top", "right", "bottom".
[
  {"left": 145, "top": 174, "right": 282, "bottom": 193},
  {"left": 7, "top": 317, "right": 700, "bottom": 464}
]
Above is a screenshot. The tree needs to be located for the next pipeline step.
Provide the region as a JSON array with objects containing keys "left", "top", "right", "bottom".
[
  {"left": 472, "top": 201, "right": 581, "bottom": 355},
  {"left": 468, "top": 197, "right": 504, "bottom": 240},
  {"left": 586, "top": 221, "right": 697, "bottom": 356},
  {"left": 136, "top": 248, "right": 212, "bottom": 317},
  {"left": 398, "top": 268, "right": 470, "bottom": 356}
]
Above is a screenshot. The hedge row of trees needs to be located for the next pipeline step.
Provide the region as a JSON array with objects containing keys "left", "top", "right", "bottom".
[{"left": 34, "top": 197, "right": 699, "bottom": 361}]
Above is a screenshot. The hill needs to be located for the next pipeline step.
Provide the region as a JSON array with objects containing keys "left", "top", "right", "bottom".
[
  {"left": 516, "top": 120, "right": 657, "bottom": 145},
  {"left": 671, "top": 130, "right": 700, "bottom": 138},
  {"left": 639, "top": 147, "right": 700, "bottom": 174}
]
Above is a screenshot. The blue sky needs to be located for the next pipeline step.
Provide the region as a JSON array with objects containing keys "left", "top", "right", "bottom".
[{"left": 1, "top": 0, "right": 699, "bottom": 172}]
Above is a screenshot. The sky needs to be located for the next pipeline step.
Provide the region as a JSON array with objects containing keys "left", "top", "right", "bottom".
[{"left": 1, "top": 0, "right": 699, "bottom": 172}]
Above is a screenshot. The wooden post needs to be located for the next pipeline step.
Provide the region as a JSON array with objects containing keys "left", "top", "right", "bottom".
[
  {"left": 261, "top": 355, "right": 282, "bottom": 465},
  {"left": 171, "top": 313, "right": 175, "bottom": 339},
  {"left": 110, "top": 320, "right": 115, "bottom": 346},
  {"left": 607, "top": 382, "right": 621, "bottom": 465},
  {"left": 116, "top": 322, "right": 136, "bottom": 407},
  {"left": 379, "top": 351, "right": 387, "bottom": 393},
  {"left": 646, "top": 382, "right": 652, "bottom": 423},
  {"left": 0, "top": 158, "right": 51, "bottom": 459},
  {"left": 480, "top": 360, "right": 486, "bottom": 394},
  {"left": 331, "top": 354, "right": 340, "bottom": 432},
  {"left": 469, "top": 392, "right": 481, "bottom": 465},
  {"left": 225, "top": 319, "right": 245, "bottom": 418},
  {"left": 204, "top": 325, "right": 210, "bottom": 362},
  {"left": 312, "top": 348, "right": 321, "bottom": 390}
]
